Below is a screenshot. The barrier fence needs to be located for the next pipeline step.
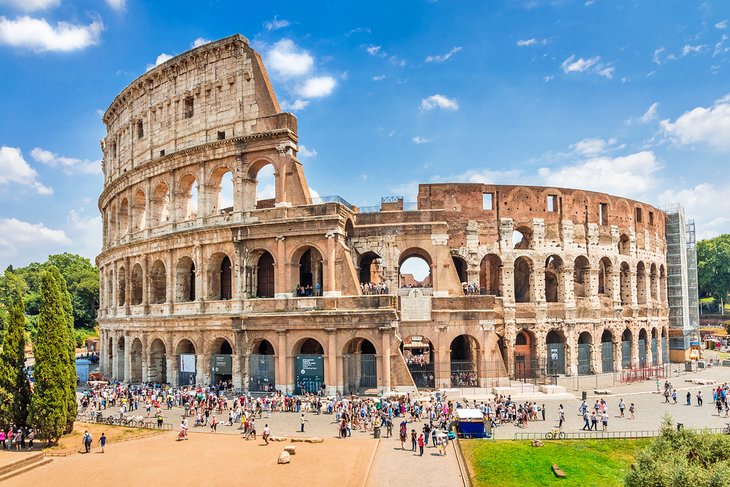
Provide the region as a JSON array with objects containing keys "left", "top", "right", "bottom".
[
  {"left": 514, "top": 427, "right": 726, "bottom": 440},
  {"left": 76, "top": 413, "right": 173, "bottom": 431}
]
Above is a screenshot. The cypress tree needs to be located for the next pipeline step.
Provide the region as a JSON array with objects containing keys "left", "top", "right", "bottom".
[
  {"left": 29, "top": 268, "right": 68, "bottom": 444},
  {"left": 0, "top": 271, "right": 31, "bottom": 427},
  {"left": 51, "top": 268, "right": 77, "bottom": 433}
]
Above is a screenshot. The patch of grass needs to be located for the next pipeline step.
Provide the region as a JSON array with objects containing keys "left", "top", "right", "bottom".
[
  {"left": 462, "top": 439, "right": 650, "bottom": 487},
  {"left": 43, "top": 422, "right": 163, "bottom": 454}
]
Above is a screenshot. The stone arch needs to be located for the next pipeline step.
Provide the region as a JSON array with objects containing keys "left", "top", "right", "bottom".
[
  {"left": 118, "top": 198, "right": 129, "bottom": 236},
  {"left": 106, "top": 270, "right": 114, "bottom": 309},
  {"left": 398, "top": 247, "right": 432, "bottom": 288},
  {"left": 248, "top": 159, "right": 277, "bottom": 209},
  {"left": 148, "top": 338, "right": 167, "bottom": 384},
  {"left": 598, "top": 257, "right": 613, "bottom": 296},
  {"left": 209, "top": 164, "right": 235, "bottom": 215},
  {"left": 651, "top": 327, "right": 659, "bottom": 366},
  {"left": 512, "top": 225, "right": 532, "bottom": 250},
  {"left": 292, "top": 245, "right": 324, "bottom": 295},
  {"left": 150, "top": 181, "right": 170, "bottom": 227},
  {"left": 450, "top": 334, "right": 479, "bottom": 387},
  {"left": 618, "top": 234, "right": 630, "bottom": 256},
  {"left": 577, "top": 331, "right": 592, "bottom": 375},
  {"left": 343, "top": 337, "right": 378, "bottom": 392},
  {"left": 129, "top": 338, "right": 143, "bottom": 383},
  {"left": 621, "top": 328, "right": 632, "bottom": 369},
  {"left": 249, "top": 338, "right": 276, "bottom": 392},
  {"left": 149, "top": 259, "right": 166, "bottom": 304},
  {"left": 506, "top": 186, "right": 536, "bottom": 213},
  {"left": 131, "top": 263, "right": 143, "bottom": 305},
  {"left": 292, "top": 337, "right": 325, "bottom": 395},
  {"left": 546, "top": 330, "right": 567, "bottom": 375},
  {"left": 358, "top": 251, "right": 383, "bottom": 286},
  {"left": 514, "top": 256, "right": 533, "bottom": 303},
  {"left": 175, "top": 338, "right": 197, "bottom": 386},
  {"left": 108, "top": 204, "right": 117, "bottom": 241},
  {"left": 452, "top": 255, "right": 468, "bottom": 287},
  {"left": 601, "top": 329, "right": 614, "bottom": 372},
  {"left": 400, "top": 335, "right": 435, "bottom": 389},
  {"left": 175, "top": 256, "right": 196, "bottom": 302},
  {"left": 514, "top": 329, "right": 536, "bottom": 379},
  {"left": 176, "top": 174, "right": 198, "bottom": 220},
  {"left": 544, "top": 255, "right": 563, "bottom": 303},
  {"left": 573, "top": 255, "right": 590, "bottom": 298},
  {"left": 480, "top": 254, "right": 502, "bottom": 296},
  {"left": 208, "top": 252, "right": 232, "bottom": 300},
  {"left": 636, "top": 261, "right": 647, "bottom": 305},
  {"left": 210, "top": 336, "right": 234, "bottom": 385},
  {"left": 649, "top": 263, "right": 658, "bottom": 302},
  {"left": 619, "top": 262, "right": 631, "bottom": 305},
  {"left": 638, "top": 328, "right": 648, "bottom": 367},
  {"left": 132, "top": 188, "right": 146, "bottom": 231},
  {"left": 254, "top": 250, "right": 275, "bottom": 298},
  {"left": 117, "top": 266, "right": 126, "bottom": 306}
]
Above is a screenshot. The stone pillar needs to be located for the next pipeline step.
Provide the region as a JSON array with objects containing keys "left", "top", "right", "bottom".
[
  {"left": 166, "top": 332, "right": 175, "bottom": 386},
  {"left": 124, "top": 257, "right": 132, "bottom": 315},
  {"left": 611, "top": 271, "right": 621, "bottom": 308},
  {"left": 198, "top": 162, "right": 207, "bottom": 221},
  {"left": 327, "top": 329, "right": 337, "bottom": 394},
  {"left": 141, "top": 334, "right": 149, "bottom": 382},
  {"left": 165, "top": 251, "right": 174, "bottom": 313},
  {"left": 502, "top": 263, "right": 515, "bottom": 303},
  {"left": 503, "top": 322, "right": 516, "bottom": 379},
  {"left": 533, "top": 260, "right": 544, "bottom": 304},
  {"left": 274, "top": 156, "right": 289, "bottom": 207},
  {"left": 274, "top": 236, "right": 289, "bottom": 297},
  {"left": 323, "top": 232, "right": 339, "bottom": 297},
  {"left": 144, "top": 178, "right": 151, "bottom": 238},
  {"left": 567, "top": 327, "right": 578, "bottom": 376},
  {"left": 613, "top": 337, "right": 622, "bottom": 373},
  {"left": 631, "top": 329, "right": 640, "bottom": 369},
  {"left": 380, "top": 327, "right": 392, "bottom": 393},
  {"left": 126, "top": 187, "right": 133, "bottom": 236},
  {"left": 111, "top": 261, "right": 118, "bottom": 314},
  {"left": 123, "top": 335, "right": 131, "bottom": 383},
  {"left": 232, "top": 332, "right": 244, "bottom": 392},
  {"left": 562, "top": 263, "right": 575, "bottom": 307},
  {"left": 435, "top": 327, "right": 450, "bottom": 389},
  {"left": 588, "top": 269, "right": 600, "bottom": 308},
  {"left": 276, "top": 331, "right": 288, "bottom": 392},
  {"left": 646, "top": 338, "right": 653, "bottom": 368},
  {"left": 142, "top": 256, "right": 150, "bottom": 311},
  {"left": 169, "top": 169, "right": 177, "bottom": 227},
  {"left": 195, "top": 245, "right": 205, "bottom": 305}
]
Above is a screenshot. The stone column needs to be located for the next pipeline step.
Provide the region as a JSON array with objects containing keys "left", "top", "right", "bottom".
[
  {"left": 144, "top": 178, "right": 151, "bottom": 238},
  {"left": 124, "top": 257, "right": 131, "bottom": 315},
  {"left": 631, "top": 329, "right": 640, "bottom": 369},
  {"left": 123, "top": 335, "right": 131, "bottom": 383},
  {"left": 276, "top": 330, "right": 288, "bottom": 392},
  {"left": 142, "top": 256, "right": 150, "bottom": 311},
  {"left": 502, "top": 262, "right": 515, "bottom": 303},
  {"left": 323, "top": 232, "right": 338, "bottom": 297},
  {"left": 198, "top": 162, "right": 207, "bottom": 221},
  {"left": 166, "top": 332, "right": 175, "bottom": 386},
  {"left": 326, "top": 329, "right": 337, "bottom": 394},
  {"left": 380, "top": 327, "right": 392, "bottom": 393},
  {"left": 165, "top": 251, "right": 174, "bottom": 314},
  {"left": 274, "top": 156, "right": 289, "bottom": 207},
  {"left": 274, "top": 236, "right": 289, "bottom": 297},
  {"left": 567, "top": 327, "right": 578, "bottom": 376},
  {"left": 562, "top": 264, "right": 575, "bottom": 307},
  {"left": 646, "top": 338, "right": 653, "bottom": 368},
  {"left": 533, "top": 260, "right": 544, "bottom": 304},
  {"left": 111, "top": 261, "right": 118, "bottom": 315},
  {"left": 141, "top": 334, "right": 149, "bottom": 382},
  {"left": 169, "top": 169, "right": 177, "bottom": 228},
  {"left": 195, "top": 245, "right": 205, "bottom": 308},
  {"left": 232, "top": 332, "right": 244, "bottom": 392},
  {"left": 126, "top": 187, "right": 133, "bottom": 236}
]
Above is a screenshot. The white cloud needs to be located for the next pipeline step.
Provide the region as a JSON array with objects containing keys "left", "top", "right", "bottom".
[
  {"left": 0, "top": 218, "right": 71, "bottom": 262},
  {"left": 420, "top": 94, "right": 459, "bottom": 111},
  {"left": 715, "top": 20, "right": 727, "bottom": 30},
  {"left": 681, "top": 44, "right": 706, "bottom": 56},
  {"left": 67, "top": 209, "right": 102, "bottom": 261},
  {"left": 438, "top": 168, "right": 523, "bottom": 185},
  {"left": 146, "top": 52, "right": 173, "bottom": 71},
  {"left": 543, "top": 75, "right": 554, "bottom": 82},
  {"left": 0, "top": 16, "right": 103, "bottom": 52},
  {"left": 31, "top": 147, "right": 101, "bottom": 175},
  {"left": 191, "top": 37, "right": 210, "bottom": 48},
  {"left": 653, "top": 47, "right": 665, "bottom": 65},
  {"left": 264, "top": 15, "right": 290, "bottom": 31},
  {"left": 0, "top": 0, "right": 59, "bottom": 12},
  {"left": 366, "top": 45, "right": 385, "bottom": 57},
  {"left": 658, "top": 183, "right": 730, "bottom": 239},
  {"left": 389, "top": 55, "right": 406, "bottom": 67},
  {"left": 516, "top": 38, "right": 548, "bottom": 47},
  {"left": 561, "top": 55, "right": 614, "bottom": 78},
  {"left": 308, "top": 187, "right": 321, "bottom": 199},
  {"left": 639, "top": 102, "right": 659, "bottom": 123},
  {"left": 280, "top": 99, "right": 310, "bottom": 111},
  {"left": 105, "top": 0, "right": 126, "bottom": 10},
  {"left": 661, "top": 94, "right": 730, "bottom": 151},
  {"left": 569, "top": 137, "right": 617, "bottom": 157},
  {"left": 412, "top": 136, "right": 431, "bottom": 144},
  {"left": 265, "top": 39, "right": 313, "bottom": 78},
  {"left": 538, "top": 151, "right": 661, "bottom": 197},
  {"left": 296, "top": 76, "right": 336, "bottom": 98},
  {"left": 298, "top": 145, "right": 317, "bottom": 158},
  {"left": 713, "top": 34, "right": 729, "bottom": 57},
  {"left": 372, "top": 75, "right": 386, "bottom": 81},
  {"left": 0, "top": 146, "right": 52, "bottom": 195},
  {"left": 425, "top": 46, "right": 462, "bottom": 63}
]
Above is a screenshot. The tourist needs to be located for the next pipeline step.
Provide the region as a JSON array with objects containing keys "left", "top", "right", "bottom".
[
  {"left": 672, "top": 389, "right": 678, "bottom": 404},
  {"left": 601, "top": 411, "right": 608, "bottom": 431},
  {"left": 629, "top": 403, "right": 636, "bottom": 419},
  {"left": 686, "top": 391, "right": 691, "bottom": 406},
  {"left": 83, "top": 431, "right": 92, "bottom": 453},
  {"left": 697, "top": 390, "right": 703, "bottom": 407},
  {"left": 399, "top": 421, "right": 407, "bottom": 450},
  {"left": 411, "top": 429, "right": 417, "bottom": 451},
  {"left": 418, "top": 433, "right": 425, "bottom": 456},
  {"left": 541, "top": 404, "right": 546, "bottom": 421},
  {"left": 558, "top": 405, "right": 565, "bottom": 429},
  {"left": 26, "top": 429, "right": 34, "bottom": 450},
  {"left": 262, "top": 424, "right": 270, "bottom": 445},
  {"left": 98, "top": 432, "right": 106, "bottom": 453},
  {"left": 619, "top": 399, "right": 625, "bottom": 418},
  {"left": 581, "top": 410, "right": 590, "bottom": 430},
  {"left": 590, "top": 411, "right": 598, "bottom": 431},
  {"left": 210, "top": 415, "right": 218, "bottom": 432},
  {"left": 300, "top": 413, "right": 306, "bottom": 432}
]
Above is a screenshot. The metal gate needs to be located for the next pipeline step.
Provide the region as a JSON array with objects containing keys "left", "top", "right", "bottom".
[
  {"left": 662, "top": 338, "right": 669, "bottom": 363},
  {"left": 622, "top": 341, "right": 631, "bottom": 369},
  {"left": 601, "top": 341, "right": 614, "bottom": 372},
  {"left": 451, "top": 360, "right": 478, "bottom": 387},
  {"left": 249, "top": 354, "right": 275, "bottom": 392},
  {"left": 546, "top": 343, "right": 565, "bottom": 375},
  {"left": 638, "top": 339, "right": 647, "bottom": 368},
  {"left": 577, "top": 343, "right": 591, "bottom": 375},
  {"left": 407, "top": 363, "right": 435, "bottom": 389},
  {"left": 343, "top": 353, "right": 377, "bottom": 392},
  {"left": 651, "top": 338, "right": 658, "bottom": 366}
]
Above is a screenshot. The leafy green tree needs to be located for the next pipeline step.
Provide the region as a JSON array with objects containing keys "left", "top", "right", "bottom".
[
  {"left": 29, "top": 267, "right": 72, "bottom": 444},
  {"left": 0, "top": 271, "right": 30, "bottom": 427},
  {"left": 697, "top": 235, "right": 730, "bottom": 303}
]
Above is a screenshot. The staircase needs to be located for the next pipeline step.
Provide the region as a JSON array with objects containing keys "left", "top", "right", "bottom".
[{"left": 0, "top": 453, "right": 52, "bottom": 482}]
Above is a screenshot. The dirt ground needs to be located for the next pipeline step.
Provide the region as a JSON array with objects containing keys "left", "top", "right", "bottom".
[
  {"left": 43, "top": 422, "right": 163, "bottom": 454},
  {"left": 4, "top": 430, "right": 377, "bottom": 487}
]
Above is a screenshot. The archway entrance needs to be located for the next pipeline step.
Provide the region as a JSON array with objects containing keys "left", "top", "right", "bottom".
[
  {"left": 401, "top": 336, "right": 434, "bottom": 389},
  {"left": 601, "top": 330, "right": 614, "bottom": 373},
  {"left": 297, "top": 248, "right": 323, "bottom": 296},
  {"left": 621, "top": 329, "right": 632, "bottom": 369},
  {"left": 399, "top": 251, "right": 432, "bottom": 289},
  {"left": 210, "top": 338, "right": 233, "bottom": 388},
  {"left": 514, "top": 330, "right": 536, "bottom": 379},
  {"left": 577, "top": 332, "right": 592, "bottom": 375},
  {"left": 546, "top": 331, "right": 566, "bottom": 375},
  {"left": 638, "top": 329, "right": 647, "bottom": 368},
  {"left": 480, "top": 254, "right": 502, "bottom": 296},
  {"left": 149, "top": 339, "right": 167, "bottom": 384},
  {"left": 130, "top": 338, "right": 143, "bottom": 383},
  {"left": 256, "top": 251, "right": 275, "bottom": 298},
  {"left": 249, "top": 340, "right": 275, "bottom": 392},
  {"left": 294, "top": 338, "right": 324, "bottom": 395},
  {"left": 343, "top": 338, "right": 377, "bottom": 393},
  {"left": 176, "top": 339, "right": 197, "bottom": 386},
  {"left": 452, "top": 255, "right": 468, "bottom": 289},
  {"left": 450, "top": 335, "right": 479, "bottom": 387}
]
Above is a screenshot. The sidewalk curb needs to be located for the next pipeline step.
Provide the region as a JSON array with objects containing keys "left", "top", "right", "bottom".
[{"left": 361, "top": 438, "right": 380, "bottom": 487}]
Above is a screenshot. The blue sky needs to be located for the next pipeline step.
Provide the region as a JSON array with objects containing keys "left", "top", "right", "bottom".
[{"left": 0, "top": 0, "right": 729, "bottom": 269}]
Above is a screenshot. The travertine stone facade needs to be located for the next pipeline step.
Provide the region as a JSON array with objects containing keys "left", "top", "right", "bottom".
[{"left": 97, "top": 35, "right": 670, "bottom": 394}]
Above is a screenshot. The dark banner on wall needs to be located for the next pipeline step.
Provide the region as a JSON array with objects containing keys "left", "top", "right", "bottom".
[
  {"left": 211, "top": 354, "right": 232, "bottom": 375},
  {"left": 295, "top": 354, "right": 324, "bottom": 395}
]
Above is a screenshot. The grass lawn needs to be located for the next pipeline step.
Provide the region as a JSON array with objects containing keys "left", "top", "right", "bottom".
[
  {"left": 43, "top": 422, "right": 163, "bottom": 454},
  {"left": 462, "top": 439, "right": 650, "bottom": 487}
]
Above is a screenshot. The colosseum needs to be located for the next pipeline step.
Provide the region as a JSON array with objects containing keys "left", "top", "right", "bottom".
[{"left": 97, "top": 34, "right": 670, "bottom": 395}]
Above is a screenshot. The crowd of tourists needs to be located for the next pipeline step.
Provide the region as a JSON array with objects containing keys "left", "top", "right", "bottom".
[
  {"left": 0, "top": 425, "right": 35, "bottom": 451},
  {"left": 295, "top": 283, "right": 321, "bottom": 297},
  {"left": 360, "top": 282, "right": 390, "bottom": 295},
  {"left": 461, "top": 282, "right": 480, "bottom": 295}
]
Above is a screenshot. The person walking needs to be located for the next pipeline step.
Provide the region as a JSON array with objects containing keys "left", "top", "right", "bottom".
[
  {"left": 601, "top": 411, "right": 608, "bottom": 431},
  {"left": 83, "top": 431, "right": 92, "bottom": 453},
  {"left": 590, "top": 411, "right": 598, "bottom": 431},
  {"left": 629, "top": 403, "right": 636, "bottom": 419},
  {"left": 411, "top": 429, "right": 417, "bottom": 452},
  {"left": 262, "top": 424, "right": 270, "bottom": 445},
  {"left": 418, "top": 433, "right": 425, "bottom": 456},
  {"left": 697, "top": 391, "right": 703, "bottom": 407},
  {"left": 300, "top": 413, "right": 306, "bottom": 432},
  {"left": 558, "top": 405, "right": 565, "bottom": 429},
  {"left": 98, "top": 432, "right": 106, "bottom": 453},
  {"left": 619, "top": 399, "right": 625, "bottom": 418},
  {"left": 672, "top": 389, "right": 678, "bottom": 404},
  {"left": 541, "top": 404, "right": 546, "bottom": 421},
  {"left": 581, "top": 411, "right": 590, "bottom": 430},
  {"left": 399, "top": 421, "right": 407, "bottom": 450},
  {"left": 26, "top": 429, "right": 34, "bottom": 451}
]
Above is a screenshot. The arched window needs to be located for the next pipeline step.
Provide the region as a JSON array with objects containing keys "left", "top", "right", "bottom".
[
  {"left": 618, "top": 234, "right": 630, "bottom": 256},
  {"left": 636, "top": 262, "right": 647, "bottom": 304},
  {"left": 544, "top": 256, "right": 562, "bottom": 303},
  {"left": 598, "top": 257, "right": 612, "bottom": 296},
  {"left": 176, "top": 174, "right": 198, "bottom": 221},
  {"left": 150, "top": 182, "right": 170, "bottom": 226},
  {"left": 131, "top": 263, "right": 143, "bottom": 305},
  {"left": 620, "top": 262, "right": 631, "bottom": 305},
  {"left": 149, "top": 260, "right": 167, "bottom": 304},
  {"left": 210, "top": 167, "right": 234, "bottom": 215},
  {"left": 514, "top": 257, "right": 533, "bottom": 303},
  {"left": 208, "top": 253, "right": 232, "bottom": 300},
  {"left": 573, "top": 256, "right": 590, "bottom": 298},
  {"left": 399, "top": 253, "right": 432, "bottom": 289},
  {"left": 480, "top": 254, "right": 502, "bottom": 296},
  {"left": 512, "top": 227, "right": 532, "bottom": 250},
  {"left": 176, "top": 257, "right": 196, "bottom": 302},
  {"left": 118, "top": 198, "right": 129, "bottom": 236},
  {"left": 117, "top": 266, "right": 126, "bottom": 306},
  {"left": 132, "top": 189, "right": 146, "bottom": 231},
  {"left": 256, "top": 251, "right": 275, "bottom": 298},
  {"left": 253, "top": 164, "right": 276, "bottom": 209}
]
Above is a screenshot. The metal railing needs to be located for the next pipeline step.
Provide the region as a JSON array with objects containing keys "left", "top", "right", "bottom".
[
  {"left": 514, "top": 427, "right": 726, "bottom": 440},
  {"left": 76, "top": 413, "right": 173, "bottom": 431},
  {"left": 310, "top": 195, "right": 355, "bottom": 211}
]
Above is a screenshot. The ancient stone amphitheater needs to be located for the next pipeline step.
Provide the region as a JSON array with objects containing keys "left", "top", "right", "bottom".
[{"left": 97, "top": 35, "right": 669, "bottom": 394}]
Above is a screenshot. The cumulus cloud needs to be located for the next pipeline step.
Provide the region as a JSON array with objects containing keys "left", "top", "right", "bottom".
[
  {"left": 0, "top": 146, "right": 53, "bottom": 195},
  {"left": 264, "top": 15, "right": 290, "bottom": 31},
  {"left": 716, "top": 20, "right": 728, "bottom": 30},
  {"left": 0, "top": 16, "right": 103, "bottom": 52},
  {"left": 67, "top": 209, "right": 102, "bottom": 261},
  {"left": 658, "top": 183, "right": 730, "bottom": 239},
  {"left": 296, "top": 76, "right": 336, "bottom": 98},
  {"left": 425, "top": 46, "right": 462, "bottom": 63},
  {"left": 661, "top": 93, "right": 730, "bottom": 151},
  {"left": 265, "top": 38, "right": 314, "bottom": 78},
  {"left": 280, "top": 99, "right": 310, "bottom": 111},
  {"left": 146, "top": 52, "right": 173, "bottom": 71},
  {"left": 191, "top": 37, "right": 210, "bottom": 48},
  {"left": 105, "top": 0, "right": 126, "bottom": 10},
  {"left": 366, "top": 45, "right": 385, "bottom": 57},
  {"left": 0, "top": 0, "right": 59, "bottom": 12},
  {"left": 561, "top": 55, "right": 614, "bottom": 78},
  {"left": 681, "top": 44, "right": 706, "bottom": 56},
  {"left": 516, "top": 38, "right": 548, "bottom": 47},
  {"left": 31, "top": 147, "right": 101, "bottom": 175},
  {"left": 412, "top": 136, "right": 431, "bottom": 144},
  {"left": 569, "top": 137, "right": 618, "bottom": 157},
  {"left": 0, "top": 218, "right": 71, "bottom": 262},
  {"left": 298, "top": 145, "right": 317, "bottom": 158},
  {"left": 420, "top": 94, "right": 459, "bottom": 111}
]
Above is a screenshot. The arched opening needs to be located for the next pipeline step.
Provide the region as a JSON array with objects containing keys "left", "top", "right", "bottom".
[
  {"left": 619, "top": 262, "right": 631, "bottom": 306},
  {"left": 650, "top": 264, "right": 658, "bottom": 302},
  {"left": 116, "top": 337, "right": 125, "bottom": 379},
  {"left": 210, "top": 338, "right": 233, "bottom": 387},
  {"left": 131, "top": 263, "right": 143, "bottom": 305},
  {"left": 210, "top": 166, "right": 234, "bottom": 215},
  {"left": 107, "top": 337, "right": 113, "bottom": 375},
  {"left": 359, "top": 251, "right": 384, "bottom": 293},
  {"left": 636, "top": 262, "right": 647, "bottom": 305},
  {"left": 546, "top": 330, "right": 566, "bottom": 375},
  {"left": 176, "top": 174, "right": 198, "bottom": 220},
  {"left": 249, "top": 339, "right": 276, "bottom": 392},
  {"left": 129, "top": 338, "right": 143, "bottom": 383},
  {"left": 514, "top": 330, "right": 536, "bottom": 379},
  {"left": 148, "top": 339, "right": 167, "bottom": 384},
  {"left": 343, "top": 338, "right": 378, "bottom": 393},
  {"left": 118, "top": 198, "right": 128, "bottom": 236},
  {"left": 108, "top": 205, "right": 117, "bottom": 241},
  {"left": 512, "top": 226, "right": 531, "bottom": 250},
  {"left": 294, "top": 338, "right": 324, "bottom": 395},
  {"left": 253, "top": 164, "right": 276, "bottom": 209},
  {"left": 651, "top": 328, "right": 658, "bottom": 366},
  {"left": 544, "top": 255, "right": 563, "bottom": 303},
  {"left": 450, "top": 335, "right": 479, "bottom": 387},
  {"left": 573, "top": 256, "right": 590, "bottom": 298},
  {"left": 117, "top": 266, "right": 126, "bottom": 306},
  {"left": 400, "top": 336, "right": 435, "bottom": 389},
  {"left": 399, "top": 249, "right": 432, "bottom": 289},
  {"left": 255, "top": 251, "right": 275, "bottom": 298},
  {"left": 661, "top": 327, "right": 669, "bottom": 363},
  {"left": 659, "top": 265, "right": 667, "bottom": 303},
  {"left": 514, "top": 256, "right": 533, "bottom": 303},
  {"left": 175, "top": 256, "right": 196, "bottom": 302},
  {"left": 296, "top": 247, "right": 323, "bottom": 296},
  {"left": 577, "top": 332, "right": 592, "bottom": 375},
  {"left": 344, "top": 219, "right": 355, "bottom": 247},
  {"left": 621, "top": 329, "right": 632, "bottom": 369},
  {"left": 209, "top": 253, "right": 232, "bottom": 300},
  {"left": 618, "top": 234, "right": 630, "bottom": 256},
  {"left": 601, "top": 330, "right": 614, "bottom": 373},
  {"left": 452, "top": 255, "right": 469, "bottom": 292},
  {"left": 150, "top": 182, "right": 170, "bottom": 227},
  {"left": 149, "top": 260, "right": 166, "bottom": 304},
  {"left": 479, "top": 254, "right": 502, "bottom": 296},
  {"left": 598, "top": 257, "right": 612, "bottom": 296},
  {"left": 638, "top": 328, "right": 647, "bottom": 367},
  {"left": 176, "top": 339, "right": 197, "bottom": 386},
  {"left": 132, "top": 188, "right": 146, "bottom": 231},
  {"left": 106, "top": 272, "right": 114, "bottom": 309}
]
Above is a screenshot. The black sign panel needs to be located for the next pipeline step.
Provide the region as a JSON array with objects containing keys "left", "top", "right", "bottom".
[
  {"left": 211, "top": 354, "right": 232, "bottom": 375},
  {"left": 295, "top": 354, "right": 324, "bottom": 394}
]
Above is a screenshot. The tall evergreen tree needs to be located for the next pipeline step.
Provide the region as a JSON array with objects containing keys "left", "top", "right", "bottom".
[
  {"left": 29, "top": 268, "right": 69, "bottom": 444},
  {"left": 52, "top": 267, "right": 77, "bottom": 433},
  {"left": 0, "top": 271, "right": 31, "bottom": 427}
]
